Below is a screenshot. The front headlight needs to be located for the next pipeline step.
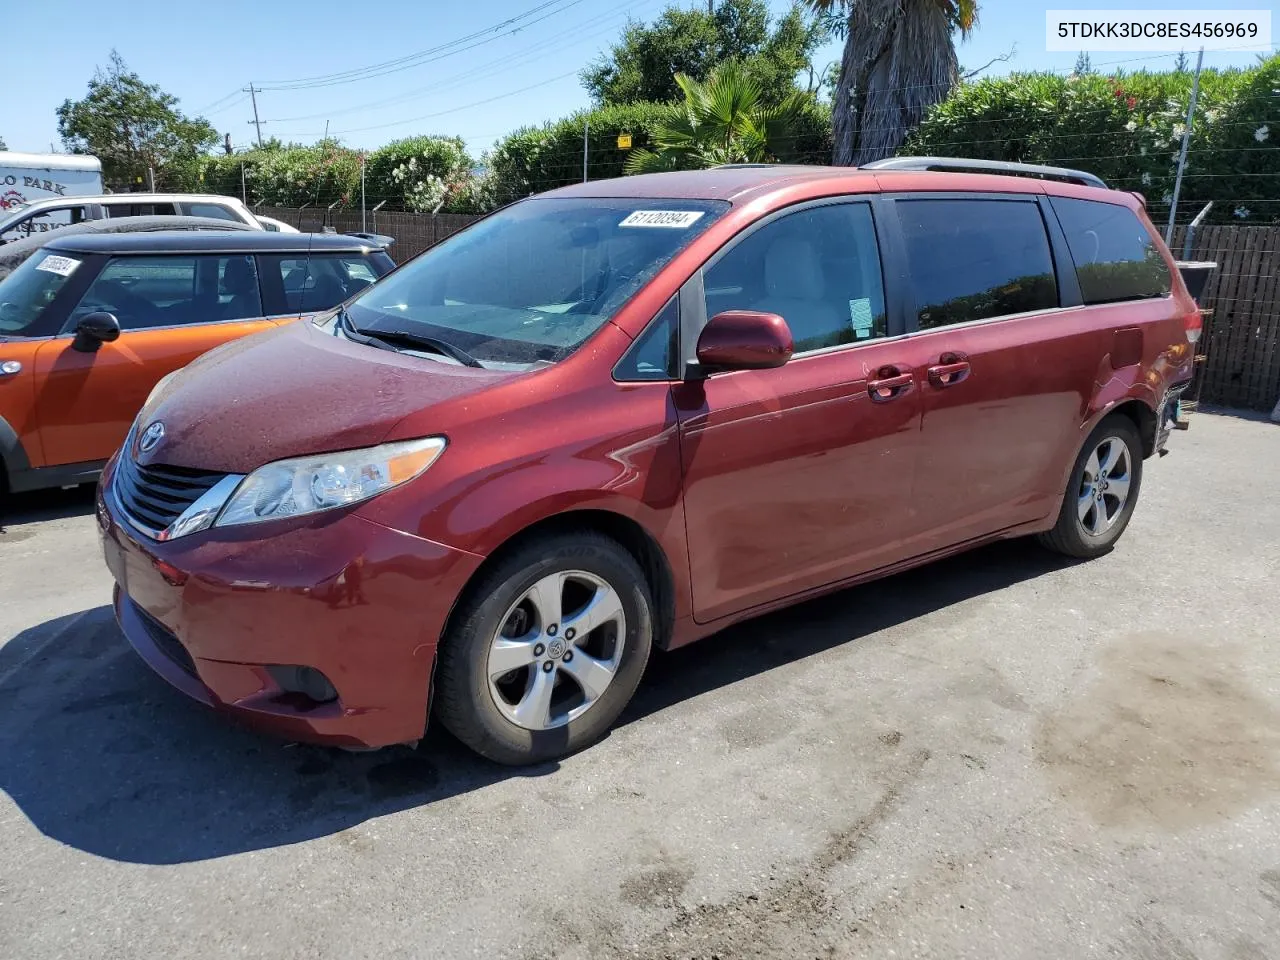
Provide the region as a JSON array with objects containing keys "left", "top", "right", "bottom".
[{"left": 215, "top": 437, "right": 446, "bottom": 527}]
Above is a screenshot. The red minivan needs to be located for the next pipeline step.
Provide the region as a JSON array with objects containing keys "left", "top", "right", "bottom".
[{"left": 96, "top": 161, "right": 1198, "bottom": 764}]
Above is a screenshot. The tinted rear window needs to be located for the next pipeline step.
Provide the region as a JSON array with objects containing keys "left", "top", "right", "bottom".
[
  {"left": 897, "top": 199, "right": 1058, "bottom": 329},
  {"left": 1050, "top": 197, "right": 1171, "bottom": 304}
]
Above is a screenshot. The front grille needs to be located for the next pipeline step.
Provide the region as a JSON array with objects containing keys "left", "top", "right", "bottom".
[
  {"left": 132, "top": 600, "right": 199, "bottom": 678},
  {"left": 114, "top": 457, "right": 226, "bottom": 535}
]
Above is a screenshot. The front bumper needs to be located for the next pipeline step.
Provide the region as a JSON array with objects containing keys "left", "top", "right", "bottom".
[{"left": 97, "top": 464, "right": 485, "bottom": 748}]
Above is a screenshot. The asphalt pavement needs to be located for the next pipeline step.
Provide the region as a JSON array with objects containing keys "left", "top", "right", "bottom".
[{"left": 1, "top": 410, "right": 1277, "bottom": 960}]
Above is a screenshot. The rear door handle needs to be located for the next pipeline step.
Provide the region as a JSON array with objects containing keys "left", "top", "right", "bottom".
[
  {"left": 927, "top": 354, "right": 971, "bottom": 388},
  {"left": 867, "top": 367, "right": 913, "bottom": 402}
]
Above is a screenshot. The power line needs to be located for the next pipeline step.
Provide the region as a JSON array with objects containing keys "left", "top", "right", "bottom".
[
  {"left": 328, "top": 69, "right": 584, "bottom": 136},
  {"left": 253, "top": 0, "right": 589, "bottom": 91},
  {"left": 258, "top": 2, "right": 659, "bottom": 125}
]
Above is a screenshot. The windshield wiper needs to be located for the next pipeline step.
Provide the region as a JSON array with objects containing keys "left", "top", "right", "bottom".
[{"left": 337, "top": 306, "right": 483, "bottom": 368}]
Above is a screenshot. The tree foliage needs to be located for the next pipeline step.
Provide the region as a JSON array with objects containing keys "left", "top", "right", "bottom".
[
  {"left": 803, "top": 0, "right": 978, "bottom": 165},
  {"left": 582, "top": 0, "right": 826, "bottom": 106},
  {"left": 56, "top": 51, "right": 218, "bottom": 190},
  {"left": 485, "top": 97, "right": 832, "bottom": 204},
  {"left": 904, "top": 55, "right": 1280, "bottom": 223},
  {"left": 625, "top": 62, "right": 814, "bottom": 172}
]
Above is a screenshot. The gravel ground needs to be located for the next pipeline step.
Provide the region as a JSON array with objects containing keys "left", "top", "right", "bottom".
[{"left": 0, "top": 410, "right": 1277, "bottom": 960}]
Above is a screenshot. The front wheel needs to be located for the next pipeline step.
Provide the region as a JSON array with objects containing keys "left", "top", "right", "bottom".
[
  {"left": 434, "top": 531, "right": 654, "bottom": 765},
  {"left": 1038, "top": 414, "right": 1144, "bottom": 559}
]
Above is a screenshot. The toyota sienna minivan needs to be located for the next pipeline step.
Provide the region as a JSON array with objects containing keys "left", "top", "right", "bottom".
[{"left": 97, "top": 160, "right": 1199, "bottom": 765}]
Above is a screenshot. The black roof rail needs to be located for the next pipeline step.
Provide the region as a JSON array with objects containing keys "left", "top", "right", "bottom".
[{"left": 861, "top": 156, "right": 1108, "bottom": 190}]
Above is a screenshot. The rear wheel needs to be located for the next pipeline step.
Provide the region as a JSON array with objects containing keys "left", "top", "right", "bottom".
[
  {"left": 1038, "top": 415, "right": 1144, "bottom": 558},
  {"left": 434, "top": 531, "right": 654, "bottom": 765}
]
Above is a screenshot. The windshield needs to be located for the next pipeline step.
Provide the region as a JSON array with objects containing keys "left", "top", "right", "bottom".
[
  {"left": 342, "top": 197, "right": 727, "bottom": 366},
  {"left": 0, "top": 250, "right": 83, "bottom": 336}
]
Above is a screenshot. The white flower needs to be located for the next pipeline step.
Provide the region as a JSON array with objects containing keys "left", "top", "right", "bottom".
[
  {"left": 1125, "top": 120, "right": 1138, "bottom": 132},
  {"left": 1141, "top": 172, "right": 1152, "bottom": 186},
  {"left": 1234, "top": 205, "right": 1251, "bottom": 219},
  {"left": 1255, "top": 125, "right": 1270, "bottom": 142},
  {"left": 1204, "top": 109, "right": 1220, "bottom": 124},
  {"left": 1140, "top": 145, "right": 1148, "bottom": 155},
  {"left": 1162, "top": 192, "right": 1173, "bottom": 204}
]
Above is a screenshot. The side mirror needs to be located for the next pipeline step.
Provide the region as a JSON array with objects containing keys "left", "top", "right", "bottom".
[
  {"left": 72, "top": 312, "right": 121, "bottom": 353},
  {"left": 694, "top": 310, "right": 793, "bottom": 374}
]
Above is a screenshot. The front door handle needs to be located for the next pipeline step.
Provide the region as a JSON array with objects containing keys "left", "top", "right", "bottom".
[
  {"left": 867, "top": 367, "right": 913, "bottom": 402},
  {"left": 927, "top": 353, "right": 971, "bottom": 388}
]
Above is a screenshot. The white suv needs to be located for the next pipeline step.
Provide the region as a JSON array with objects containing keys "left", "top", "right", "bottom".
[{"left": 0, "top": 193, "right": 261, "bottom": 243}]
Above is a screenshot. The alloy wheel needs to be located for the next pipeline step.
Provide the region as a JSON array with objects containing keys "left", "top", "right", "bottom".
[
  {"left": 1076, "top": 435, "right": 1133, "bottom": 537},
  {"left": 486, "top": 570, "right": 626, "bottom": 731}
]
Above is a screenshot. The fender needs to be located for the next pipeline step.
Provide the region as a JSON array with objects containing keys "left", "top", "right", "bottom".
[
  {"left": 356, "top": 403, "right": 695, "bottom": 623},
  {"left": 0, "top": 414, "right": 33, "bottom": 477},
  {"left": 435, "top": 484, "right": 693, "bottom": 626},
  {"left": 1046, "top": 353, "right": 1161, "bottom": 502}
]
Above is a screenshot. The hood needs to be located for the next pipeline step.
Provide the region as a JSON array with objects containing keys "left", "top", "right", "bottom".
[{"left": 137, "top": 320, "right": 516, "bottom": 473}]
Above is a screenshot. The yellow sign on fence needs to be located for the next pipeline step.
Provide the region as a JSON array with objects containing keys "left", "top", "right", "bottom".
[{"left": 617, "top": 133, "right": 632, "bottom": 149}]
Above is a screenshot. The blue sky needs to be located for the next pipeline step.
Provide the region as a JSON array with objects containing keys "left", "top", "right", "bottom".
[{"left": 5, "top": 0, "right": 1275, "bottom": 160}]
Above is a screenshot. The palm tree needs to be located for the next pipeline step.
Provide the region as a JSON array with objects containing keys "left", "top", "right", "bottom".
[
  {"left": 625, "top": 61, "right": 811, "bottom": 174},
  {"left": 804, "top": 0, "right": 978, "bottom": 166}
]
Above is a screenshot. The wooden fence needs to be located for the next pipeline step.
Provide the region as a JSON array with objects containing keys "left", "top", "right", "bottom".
[
  {"left": 257, "top": 206, "right": 480, "bottom": 263},
  {"left": 256, "top": 207, "right": 1280, "bottom": 412},
  {"left": 1171, "top": 225, "right": 1280, "bottom": 411}
]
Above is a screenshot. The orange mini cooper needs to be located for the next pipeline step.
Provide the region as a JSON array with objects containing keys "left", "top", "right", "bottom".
[{"left": 0, "top": 231, "right": 394, "bottom": 501}]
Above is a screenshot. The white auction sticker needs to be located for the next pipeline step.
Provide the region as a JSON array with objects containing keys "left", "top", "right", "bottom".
[
  {"left": 1046, "top": 10, "right": 1271, "bottom": 51},
  {"left": 619, "top": 210, "right": 705, "bottom": 228},
  {"left": 35, "top": 254, "right": 80, "bottom": 277}
]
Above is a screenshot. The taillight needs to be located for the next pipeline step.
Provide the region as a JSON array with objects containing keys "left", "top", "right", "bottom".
[{"left": 1185, "top": 311, "right": 1202, "bottom": 344}]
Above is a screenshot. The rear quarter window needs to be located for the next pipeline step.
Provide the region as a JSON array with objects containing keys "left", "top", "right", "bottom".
[
  {"left": 185, "top": 203, "right": 242, "bottom": 222},
  {"left": 1049, "top": 197, "right": 1172, "bottom": 304}
]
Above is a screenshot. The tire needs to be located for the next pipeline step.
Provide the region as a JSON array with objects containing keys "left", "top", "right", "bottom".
[
  {"left": 1038, "top": 414, "right": 1144, "bottom": 559},
  {"left": 434, "top": 531, "right": 654, "bottom": 766}
]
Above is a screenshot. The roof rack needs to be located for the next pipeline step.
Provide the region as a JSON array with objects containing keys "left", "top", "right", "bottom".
[{"left": 860, "top": 156, "right": 1107, "bottom": 190}]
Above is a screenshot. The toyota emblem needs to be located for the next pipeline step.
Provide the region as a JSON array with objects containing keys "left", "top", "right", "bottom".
[{"left": 139, "top": 421, "right": 166, "bottom": 453}]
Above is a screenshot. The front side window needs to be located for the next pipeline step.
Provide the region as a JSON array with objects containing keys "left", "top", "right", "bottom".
[
  {"left": 0, "top": 206, "right": 89, "bottom": 242},
  {"left": 1050, "top": 197, "right": 1172, "bottom": 304},
  {"left": 0, "top": 250, "right": 84, "bottom": 335},
  {"left": 702, "top": 202, "right": 887, "bottom": 353},
  {"left": 897, "top": 199, "right": 1058, "bottom": 330},
  {"left": 344, "top": 197, "right": 726, "bottom": 367},
  {"left": 68, "top": 255, "right": 262, "bottom": 331}
]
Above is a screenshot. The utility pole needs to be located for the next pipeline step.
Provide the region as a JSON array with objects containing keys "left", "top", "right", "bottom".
[
  {"left": 1166, "top": 47, "right": 1204, "bottom": 244},
  {"left": 582, "top": 119, "right": 589, "bottom": 183},
  {"left": 244, "top": 83, "right": 264, "bottom": 149}
]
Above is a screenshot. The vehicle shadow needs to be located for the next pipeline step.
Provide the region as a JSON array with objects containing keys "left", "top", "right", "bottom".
[
  {"left": 0, "top": 484, "right": 97, "bottom": 529},
  {"left": 0, "top": 537, "right": 1074, "bottom": 865}
]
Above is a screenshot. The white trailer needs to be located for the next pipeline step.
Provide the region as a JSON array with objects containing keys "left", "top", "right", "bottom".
[{"left": 0, "top": 152, "right": 103, "bottom": 213}]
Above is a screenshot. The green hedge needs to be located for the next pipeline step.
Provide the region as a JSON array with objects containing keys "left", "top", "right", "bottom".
[
  {"left": 903, "top": 55, "right": 1280, "bottom": 224},
  {"left": 199, "top": 135, "right": 478, "bottom": 212}
]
